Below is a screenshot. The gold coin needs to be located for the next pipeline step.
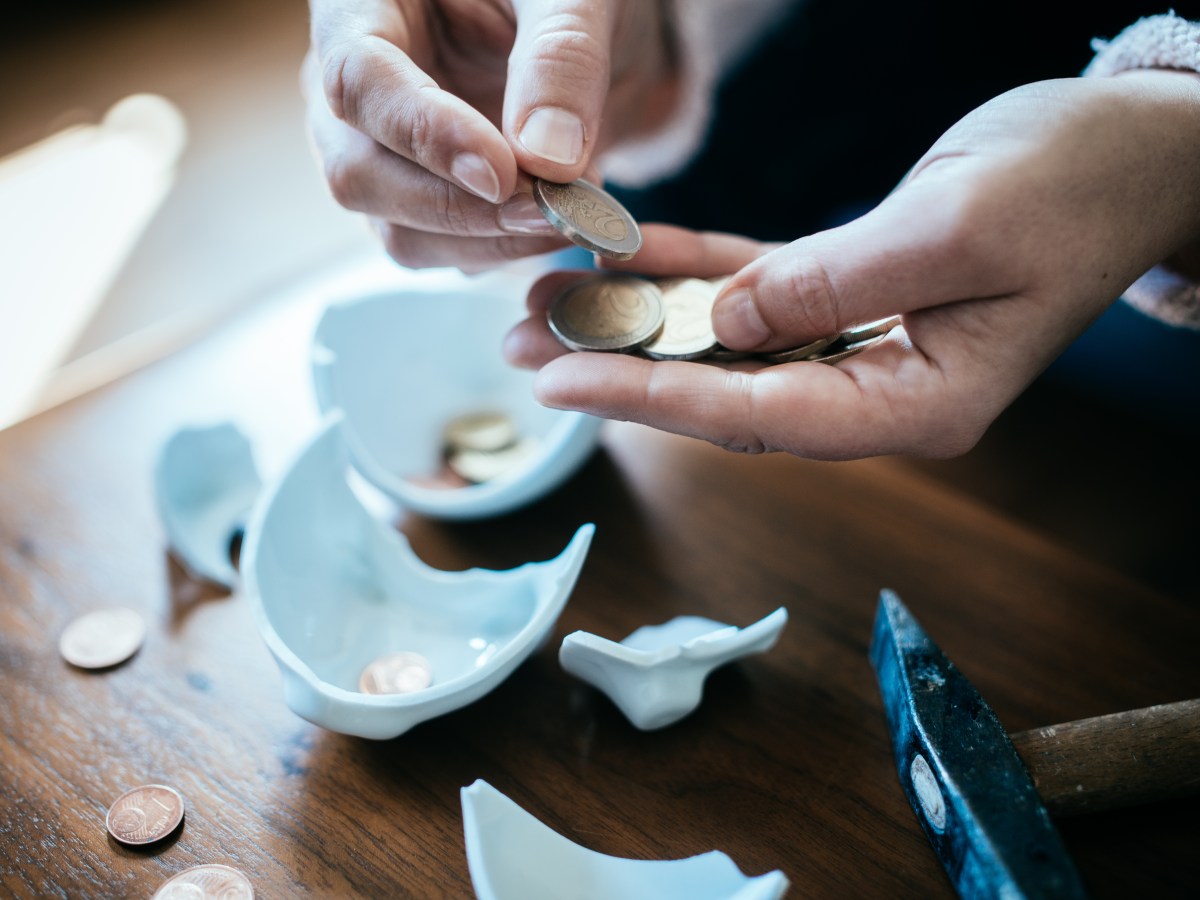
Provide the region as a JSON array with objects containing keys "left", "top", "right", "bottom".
[
  {"left": 641, "top": 278, "right": 720, "bottom": 360},
  {"left": 106, "top": 784, "right": 185, "bottom": 846},
  {"left": 532, "top": 178, "right": 642, "bottom": 259},
  {"left": 447, "top": 436, "right": 542, "bottom": 484},
  {"left": 359, "top": 652, "right": 433, "bottom": 695},
  {"left": 443, "top": 411, "right": 518, "bottom": 454},
  {"left": 59, "top": 607, "right": 146, "bottom": 669},
  {"left": 840, "top": 315, "right": 901, "bottom": 343},
  {"left": 548, "top": 276, "right": 665, "bottom": 352},
  {"left": 760, "top": 335, "right": 839, "bottom": 364},
  {"left": 152, "top": 864, "right": 254, "bottom": 900}
]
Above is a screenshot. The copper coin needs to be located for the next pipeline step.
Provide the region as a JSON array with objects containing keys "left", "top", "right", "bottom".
[
  {"left": 548, "top": 276, "right": 664, "bottom": 352},
  {"left": 532, "top": 178, "right": 642, "bottom": 259},
  {"left": 152, "top": 864, "right": 254, "bottom": 900},
  {"left": 106, "top": 784, "right": 185, "bottom": 845},
  {"left": 641, "top": 278, "right": 720, "bottom": 361},
  {"left": 59, "top": 607, "right": 146, "bottom": 669},
  {"left": 359, "top": 652, "right": 433, "bottom": 694}
]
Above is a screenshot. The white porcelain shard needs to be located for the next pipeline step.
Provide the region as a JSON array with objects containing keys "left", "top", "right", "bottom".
[
  {"left": 242, "top": 414, "right": 594, "bottom": 739},
  {"left": 461, "top": 779, "right": 789, "bottom": 900},
  {"left": 311, "top": 282, "right": 603, "bottom": 520},
  {"left": 155, "top": 422, "right": 262, "bottom": 588},
  {"left": 559, "top": 609, "right": 789, "bottom": 730}
]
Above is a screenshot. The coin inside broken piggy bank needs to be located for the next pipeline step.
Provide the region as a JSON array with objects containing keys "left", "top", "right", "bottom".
[
  {"left": 311, "top": 283, "right": 603, "bottom": 520},
  {"left": 242, "top": 415, "right": 594, "bottom": 739}
]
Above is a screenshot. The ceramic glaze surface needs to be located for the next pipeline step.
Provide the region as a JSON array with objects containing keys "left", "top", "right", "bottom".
[
  {"left": 559, "top": 609, "right": 788, "bottom": 730},
  {"left": 155, "top": 422, "right": 261, "bottom": 588},
  {"left": 243, "top": 415, "right": 594, "bottom": 739},
  {"left": 461, "top": 780, "right": 789, "bottom": 900},
  {"left": 311, "top": 284, "right": 602, "bottom": 519}
]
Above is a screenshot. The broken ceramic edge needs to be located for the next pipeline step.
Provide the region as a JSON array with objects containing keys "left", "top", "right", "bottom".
[
  {"left": 242, "top": 413, "right": 595, "bottom": 739},
  {"left": 461, "top": 779, "right": 789, "bottom": 900},
  {"left": 310, "top": 285, "right": 603, "bottom": 521},
  {"left": 154, "top": 422, "right": 262, "bottom": 589},
  {"left": 559, "top": 608, "right": 789, "bottom": 731}
]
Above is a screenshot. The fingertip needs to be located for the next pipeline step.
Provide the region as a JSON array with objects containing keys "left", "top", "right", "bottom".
[{"left": 502, "top": 316, "right": 569, "bottom": 369}]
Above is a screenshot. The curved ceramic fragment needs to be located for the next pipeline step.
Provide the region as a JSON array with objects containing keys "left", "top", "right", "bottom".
[
  {"left": 461, "top": 780, "right": 789, "bottom": 900},
  {"left": 559, "top": 608, "right": 788, "bottom": 730},
  {"left": 311, "top": 284, "right": 602, "bottom": 520},
  {"left": 242, "top": 414, "right": 594, "bottom": 739},
  {"left": 155, "top": 423, "right": 262, "bottom": 588}
]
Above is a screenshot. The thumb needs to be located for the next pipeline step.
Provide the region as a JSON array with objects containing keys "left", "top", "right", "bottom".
[
  {"left": 505, "top": 0, "right": 615, "bottom": 181},
  {"left": 711, "top": 177, "right": 1017, "bottom": 351}
]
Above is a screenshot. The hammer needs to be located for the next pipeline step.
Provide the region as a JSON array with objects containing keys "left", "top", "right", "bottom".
[{"left": 869, "top": 590, "right": 1200, "bottom": 898}]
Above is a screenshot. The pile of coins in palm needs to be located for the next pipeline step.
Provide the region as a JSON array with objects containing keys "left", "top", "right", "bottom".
[
  {"left": 531, "top": 177, "right": 899, "bottom": 363},
  {"left": 547, "top": 274, "right": 900, "bottom": 364}
]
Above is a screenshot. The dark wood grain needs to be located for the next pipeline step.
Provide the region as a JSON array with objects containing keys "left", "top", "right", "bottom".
[{"left": 2, "top": 286, "right": 1198, "bottom": 899}]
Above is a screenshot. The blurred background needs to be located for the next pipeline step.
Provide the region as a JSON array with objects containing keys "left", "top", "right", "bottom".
[{"left": 1, "top": 0, "right": 1197, "bottom": 603}]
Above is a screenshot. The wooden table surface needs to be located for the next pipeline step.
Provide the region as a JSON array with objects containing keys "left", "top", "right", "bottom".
[{"left": 2, "top": 270, "right": 1198, "bottom": 899}]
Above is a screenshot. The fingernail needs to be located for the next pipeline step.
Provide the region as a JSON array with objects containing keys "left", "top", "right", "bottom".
[
  {"left": 518, "top": 107, "right": 584, "bottom": 166},
  {"left": 713, "top": 290, "right": 772, "bottom": 349},
  {"left": 451, "top": 152, "right": 501, "bottom": 203},
  {"left": 499, "top": 194, "right": 558, "bottom": 235}
]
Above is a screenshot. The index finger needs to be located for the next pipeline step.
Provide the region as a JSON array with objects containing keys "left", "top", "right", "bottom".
[{"left": 310, "top": 0, "right": 518, "bottom": 202}]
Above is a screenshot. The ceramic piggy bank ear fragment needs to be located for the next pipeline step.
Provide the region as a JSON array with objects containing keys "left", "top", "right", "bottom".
[
  {"left": 242, "top": 414, "right": 595, "bottom": 739},
  {"left": 559, "top": 609, "right": 788, "bottom": 730},
  {"left": 155, "top": 422, "right": 261, "bottom": 588},
  {"left": 460, "top": 780, "right": 790, "bottom": 900}
]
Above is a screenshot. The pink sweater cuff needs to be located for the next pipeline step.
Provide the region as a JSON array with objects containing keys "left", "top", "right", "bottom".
[{"left": 1086, "top": 13, "right": 1200, "bottom": 329}]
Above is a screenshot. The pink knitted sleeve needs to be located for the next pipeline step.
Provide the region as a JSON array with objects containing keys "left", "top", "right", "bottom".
[{"left": 1085, "top": 12, "right": 1200, "bottom": 328}]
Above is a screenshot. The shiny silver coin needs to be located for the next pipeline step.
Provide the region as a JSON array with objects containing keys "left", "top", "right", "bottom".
[
  {"left": 814, "top": 334, "right": 887, "bottom": 364},
  {"left": 760, "top": 335, "right": 839, "bottom": 364},
  {"left": 533, "top": 178, "right": 643, "bottom": 259},
  {"left": 548, "top": 276, "right": 665, "bottom": 352},
  {"left": 642, "top": 278, "right": 720, "bottom": 360},
  {"left": 59, "top": 607, "right": 146, "bottom": 669},
  {"left": 359, "top": 652, "right": 434, "bottom": 695},
  {"left": 840, "top": 315, "right": 902, "bottom": 343},
  {"left": 443, "top": 411, "right": 518, "bottom": 454},
  {"left": 152, "top": 864, "right": 254, "bottom": 900}
]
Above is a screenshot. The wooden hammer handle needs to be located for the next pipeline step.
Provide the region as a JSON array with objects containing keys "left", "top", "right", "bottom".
[{"left": 1010, "top": 698, "right": 1200, "bottom": 817}]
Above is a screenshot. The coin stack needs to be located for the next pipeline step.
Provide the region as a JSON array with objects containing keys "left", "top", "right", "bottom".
[
  {"left": 547, "top": 274, "right": 901, "bottom": 365},
  {"left": 442, "top": 411, "right": 541, "bottom": 485}
]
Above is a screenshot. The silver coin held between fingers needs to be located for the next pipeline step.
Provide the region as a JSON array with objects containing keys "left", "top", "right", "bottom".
[
  {"left": 533, "top": 178, "right": 643, "bottom": 260},
  {"left": 548, "top": 277, "right": 665, "bottom": 352}
]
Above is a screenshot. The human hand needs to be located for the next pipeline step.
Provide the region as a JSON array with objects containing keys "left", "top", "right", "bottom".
[
  {"left": 505, "top": 70, "right": 1200, "bottom": 458},
  {"left": 304, "top": 0, "right": 680, "bottom": 271}
]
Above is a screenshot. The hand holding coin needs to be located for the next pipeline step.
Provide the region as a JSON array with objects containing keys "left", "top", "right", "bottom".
[
  {"left": 302, "top": 0, "right": 676, "bottom": 271},
  {"left": 504, "top": 75, "right": 1200, "bottom": 460}
]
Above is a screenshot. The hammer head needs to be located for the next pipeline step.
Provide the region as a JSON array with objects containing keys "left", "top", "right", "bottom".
[{"left": 869, "top": 590, "right": 1087, "bottom": 899}]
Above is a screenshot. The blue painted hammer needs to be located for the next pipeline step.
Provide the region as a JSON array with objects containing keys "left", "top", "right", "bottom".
[{"left": 870, "top": 590, "right": 1200, "bottom": 898}]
